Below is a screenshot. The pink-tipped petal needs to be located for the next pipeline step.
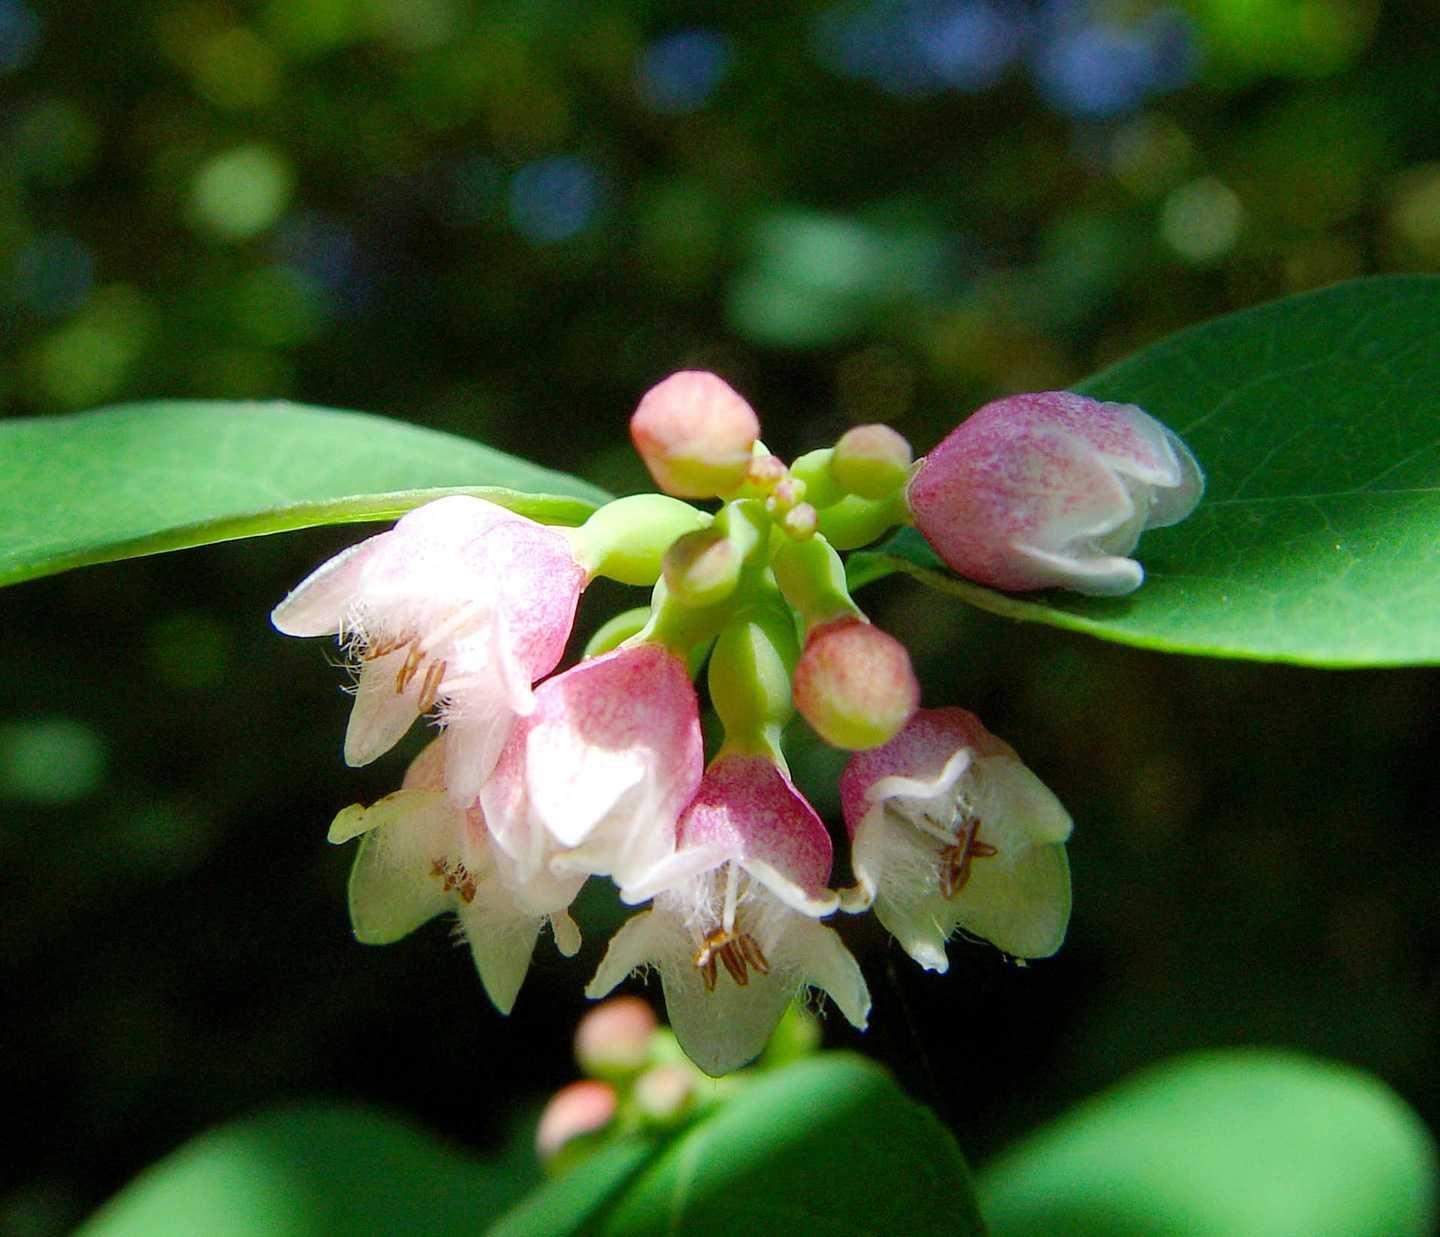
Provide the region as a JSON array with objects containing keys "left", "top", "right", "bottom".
[{"left": 792, "top": 618, "right": 920, "bottom": 751}]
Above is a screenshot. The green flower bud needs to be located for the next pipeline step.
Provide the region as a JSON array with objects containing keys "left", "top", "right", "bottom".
[
  {"left": 663, "top": 528, "right": 742, "bottom": 609},
  {"left": 708, "top": 590, "right": 801, "bottom": 758},
  {"left": 584, "top": 607, "right": 651, "bottom": 659},
  {"left": 789, "top": 448, "right": 845, "bottom": 509},
  {"left": 570, "top": 494, "right": 711, "bottom": 586},
  {"left": 832, "top": 424, "right": 914, "bottom": 499},
  {"left": 770, "top": 533, "right": 860, "bottom": 631},
  {"left": 815, "top": 491, "right": 909, "bottom": 551}
]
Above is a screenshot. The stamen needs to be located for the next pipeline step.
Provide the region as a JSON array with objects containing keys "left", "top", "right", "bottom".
[
  {"left": 718, "top": 941, "right": 749, "bottom": 987},
  {"left": 692, "top": 926, "right": 768, "bottom": 990},
  {"left": 737, "top": 933, "right": 771, "bottom": 975},
  {"left": 417, "top": 658, "right": 446, "bottom": 712},
  {"left": 938, "top": 816, "right": 999, "bottom": 898},
  {"left": 395, "top": 642, "right": 424, "bottom": 692}
]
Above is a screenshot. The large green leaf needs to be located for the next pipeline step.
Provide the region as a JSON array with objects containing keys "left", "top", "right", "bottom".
[
  {"left": 490, "top": 1054, "right": 982, "bottom": 1236},
  {"left": 850, "top": 276, "right": 1440, "bottom": 666},
  {"left": 75, "top": 1103, "right": 538, "bottom": 1237},
  {"left": 0, "top": 401, "right": 610, "bottom": 588},
  {"left": 978, "top": 1050, "right": 1437, "bottom": 1237}
]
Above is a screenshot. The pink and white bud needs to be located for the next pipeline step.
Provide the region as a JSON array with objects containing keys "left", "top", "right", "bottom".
[
  {"left": 574, "top": 996, "right": 657, "bottom": 1079},
  {"left": 588, "top": 754, "right": 869, "bottom": 1077},
  {"left": 792, "top": 618, "right": 920, "bottom": 751},
  {"left": 632, "top": 1063, "right": 697, "bottom": 1122},
  {"left": 535, "top": 1080, "right": 617, "bottom": 1163},
  {"left": 832, "top": 424, "right": 914, "bottom": 499},
  {"left": 271, "top": 496, "right": 586, "bottom": 789},
  {"left": 840, "top": 708, "right": 1072, "bottom": 970},
  {"left": 327, "top": 739, "right": 582, "bottom": 1015},
  {"left": 907, "top": 392, "right": 1203, "bottom": 597},
  {"left": 481, "top": 643, "right": 704, "bottom": 896},
  {"left": 630, "top": 371, "right": 761, "bottom": 499}
]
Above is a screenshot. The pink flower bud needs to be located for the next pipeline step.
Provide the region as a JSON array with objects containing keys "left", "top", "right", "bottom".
[
  {"left": 907, "top": 391, "right": 1203, "bottom": 597},
  {"left": 792, "top": 618, "right": 920, "bottom": 751},
  {"left": 833, "top": 424, "right": 913, "bottom": 499},
  {"left": 633, "top": 1062, "right": 697, "bottom": 1122},
  {"left": 574, "top": 995, "right": 657, "bottom": 1079},
  {"left": 631, "top": 371, "right": 761, "bottom": 498},
  {"left": 535, "top": 1080, "right": 617, "bottom": 1162}
]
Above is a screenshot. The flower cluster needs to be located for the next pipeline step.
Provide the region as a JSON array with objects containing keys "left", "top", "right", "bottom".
[{"left": 275, "top": 373, "right": 1201, "bottom": 1075}]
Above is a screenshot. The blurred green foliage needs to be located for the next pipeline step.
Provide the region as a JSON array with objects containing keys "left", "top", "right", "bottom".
[{"left": 2, "top": 1, "right": 1438, "bottom": 1233}]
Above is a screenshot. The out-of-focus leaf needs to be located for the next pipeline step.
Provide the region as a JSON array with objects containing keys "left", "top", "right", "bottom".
[
  {"left": 0, "top": 401, "right": 610, "bottom": 588},
  {"left": 76, "top": 1103, "right": 536, "bottom": 1237},
  {"left": 850, "top": 276, "right": 1440, "bottom": 666},
  {"left": 489, "top": 1053, "right": 982, "bottom": 1236},
  {"left": 979, "top": 1049, "right": 1438, "bottom": 1237}
]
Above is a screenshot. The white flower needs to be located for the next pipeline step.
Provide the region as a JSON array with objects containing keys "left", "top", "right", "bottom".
[
  {"left": 272, "top": 495, "right": 586, "bottom": 799},
  {"left": 588, "top": 754, "right": 869, "bottom": 1077},
  {"left": 328, "top": 739, "right": 581, "bottom": 1015},
  {"left": 840, "top": 708, "right": 1072, "bottom": 971}
]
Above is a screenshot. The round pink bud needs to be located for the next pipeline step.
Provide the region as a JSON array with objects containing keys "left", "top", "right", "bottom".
[
  {"left": 535, "top": 1080, "right": 617, "bottom": 1162},
  {"left": 907, "top": 391, "right": 1203, "bottom": 597},
  {"left": 833, "top": 424, "right": 914, "bottom": 499},
  {"left": 633, "top": 1062, "right": 698, "bottom": 1122},
  {"left": 793, "top": 618, "right": 920, "bottom": 751},
  {"left": 631, "top": 371, "right": 761, "bottom": 498},
  {"left": 574, "top": 995, "right": 658, "bottom": 1079}
]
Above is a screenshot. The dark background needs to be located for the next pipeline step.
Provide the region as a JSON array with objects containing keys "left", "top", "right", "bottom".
[{"left": 2, "top": 2, "right": 1437, "bottom": 1231}]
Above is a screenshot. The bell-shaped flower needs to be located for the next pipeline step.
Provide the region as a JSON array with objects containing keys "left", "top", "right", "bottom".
[
  {"left": 271, "top": 496, "right": 586, "bottom": 796},
  {"left": 327, "top": 739, "right": 582, "bottom": 1015},
  {"left": 840, "top": 708, "right": 1072, "bottom": 971},
  {"left": 587, "top": 754, "right": 870, "bottom": 1077},
  {"left": 480, "top": 642, "right": 704, "bottom": 896},
  {"left": 907, "top": 391, "right": 1203, "bottom": 596}
]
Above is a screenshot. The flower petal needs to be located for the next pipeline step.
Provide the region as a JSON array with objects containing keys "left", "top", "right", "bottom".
[
  {"left": 456, "top": 897, "right": 546, "bottom": 1016},
  {"left": 344, "top": 790, "right": 457, "bottom": 943},
  {"left": 344, "top": 647, "right": 423, "bottom": 766},
  {"left": 953, "top": 841, "right": 1072, "bottom": 959}
]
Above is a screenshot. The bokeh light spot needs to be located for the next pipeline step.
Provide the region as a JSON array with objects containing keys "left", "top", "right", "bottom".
[
  {"left": 507, "top": 156, "right": 605, "bottom": 244},
  {"left": 636, "top": 28, "right": 732, "bottom": 114},
  {"left": 1160, "top": 177, "right": 1244, "bottom": 264},
  {"left": 189, "top": 144, "right": 295, "bottom": 242},
  {"left": 0, "top": 718, "right": 107, "bottom": 805},
  {"left": 11, "top": 232, "right": 95, "bottom": 317}
]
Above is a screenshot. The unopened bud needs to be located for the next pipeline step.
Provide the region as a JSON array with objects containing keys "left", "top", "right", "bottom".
[
  {"left": 833, "top": 424, "right": 914, "bottom": 499},
  {"left": 746, "top": 452, "right": 787, "bottom": 492},
  {"left": 765, "top": 476, "right": 806, "bottom": 516},
  {"left": 631, "top": 371, "right": 760, "bottom": 498},
  {"left": 793, "top": 618, "right": 919, "bottom": 750},
  {"left": 633, "top": 1062, "right": 698, "bottom": 1123},
  {"left": 535, "top": 1080, "right": 617, "bottom": 1163},
  {"left": 663, "top": 528, "right": 742, "bottom": 608},
  {"left": 781, "top": 502, "right": 817, "bottom": 541},
  {"left": 907, "top": 391, "right": 1203, "bottom": 596},
  {"left": 575, "top": 995, "right": 658, "bottom": 1079}
]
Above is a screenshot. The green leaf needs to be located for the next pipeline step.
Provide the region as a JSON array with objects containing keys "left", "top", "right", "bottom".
[
  {"left": 978, "top": 1049, "right": 1438, "bottom": 1237},
  {"left": 850, "top": 276, "right": 1440, "bottom": 666},
  {"left": 489, "top": 1053, "right": 982, "bottom": 1237},
  {"left": 0, "top": 401, "right": 611, "bottom": 588},
  {"left": 75, "top": 1103, "right": 538, "bottom": 1237}
]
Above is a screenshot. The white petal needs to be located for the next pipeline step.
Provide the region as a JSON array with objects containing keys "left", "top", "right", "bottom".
[
  {"left": 867, "top": 748, "right": 972, "bottom": 813},
  {"left": 443, "top": 707, "right": 519, "bottom": 807},
  {"left": 345, "top": 795, "right": 458, "bottom": 944},
  {"left": 872, "top": 892, "right": 953, "bottom": 974},
  {"left": 858, "top": 814, "right": 954, "bottom": 973},
  {"left": 456, "top": 897, "right": 545, "bottom": 1016},
  {"left": 972, "top": 756, "right": 1073, "bottom": 845},
  {"left": 344, "top": 648, "right": 421, "bottom": 766},
  {"left": 954, "top": 842, "right": 1072, "bottom": 959},
  {"left": 270, "top": 540, "right": 374, "bottom": 637},
  {"left": 1146, "top": 426, "right": 1205, "bottom": 528},
  {"left": 612, "top": 845, "right": 730, "bottom": 905},
  {"left": 783, "top": 917, "right": 871, "bottom": 1029},
  {"left": 1011, "top": 542, "right": 1144, "bottom": 597},
  {"left": 744, "top": 857, "right": 839, "bottom": 919},
  {"left": 665, "top": 964, "right": 796, "bottom": 1078},
  {"left": 585, "top": 909, "right": 677, "bottom": 1000},
  {"left": 551, "top": 911, "right": 582, "bottom": 958},
  {"left": 525, "top": 727, "right": 648, "bottom": 847}
]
